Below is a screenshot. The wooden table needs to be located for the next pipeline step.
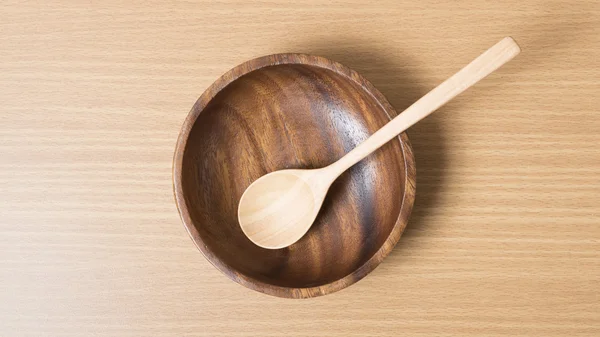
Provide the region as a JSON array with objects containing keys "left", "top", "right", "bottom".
[{"left": 2, "top": 1, "right": 599, "bottom": 336}]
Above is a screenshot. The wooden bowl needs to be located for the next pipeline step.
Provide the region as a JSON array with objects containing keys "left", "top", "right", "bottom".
[{"left": 173, "top": 54, "right": 416, "bottom": 298}]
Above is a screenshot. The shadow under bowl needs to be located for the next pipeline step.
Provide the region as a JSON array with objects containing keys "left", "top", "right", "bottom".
[{"left": 173, "top": 54, "right": 416, "bottom": 298}]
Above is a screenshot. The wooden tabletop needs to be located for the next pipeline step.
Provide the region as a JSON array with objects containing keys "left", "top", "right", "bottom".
[{"left": 2, "top": 1, "right": 599, "bottom": 336}]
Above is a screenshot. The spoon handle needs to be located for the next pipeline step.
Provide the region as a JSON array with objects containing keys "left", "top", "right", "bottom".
[{"left": 327, "top": 37, "right": 520, "bottom": 176}]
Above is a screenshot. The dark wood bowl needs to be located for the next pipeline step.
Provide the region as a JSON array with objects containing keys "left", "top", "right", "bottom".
[{"left": 173, "top": 54, "right": 416, "bottom": 298}]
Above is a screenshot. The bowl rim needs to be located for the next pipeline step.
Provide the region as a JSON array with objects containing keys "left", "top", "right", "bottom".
[{"left": 173, "top": 53, "right": 416, "bottom": 298}]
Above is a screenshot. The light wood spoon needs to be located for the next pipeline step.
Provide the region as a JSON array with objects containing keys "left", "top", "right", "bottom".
[{"left": 238, "top": 37, "right": 520, "bottom": 249}]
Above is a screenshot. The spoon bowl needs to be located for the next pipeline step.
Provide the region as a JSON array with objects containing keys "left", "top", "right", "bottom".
[{"left": 238, "top": 169, "right": 331, "bottom": 249}]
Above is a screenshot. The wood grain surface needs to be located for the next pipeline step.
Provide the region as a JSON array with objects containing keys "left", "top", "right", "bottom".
[{"left": 1, "top": 1, "right": 599, "bottom": 336}]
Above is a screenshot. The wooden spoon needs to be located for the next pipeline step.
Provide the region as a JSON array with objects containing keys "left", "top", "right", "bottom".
[{"left": 238, "top": 37, "right": 520, "bottom": 249}]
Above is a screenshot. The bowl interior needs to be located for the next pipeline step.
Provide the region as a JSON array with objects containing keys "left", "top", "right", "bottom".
[{"left": 180, "top": 62, "right": 409, "bottom": 291}]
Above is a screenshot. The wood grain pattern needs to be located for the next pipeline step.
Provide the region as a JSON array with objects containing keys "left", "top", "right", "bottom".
[
  {"left": 174, "top": 54, "right": 415, "bottom": 297},
  {"left": 1, "top": 0, "right": 600, "bottom": 336}
]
